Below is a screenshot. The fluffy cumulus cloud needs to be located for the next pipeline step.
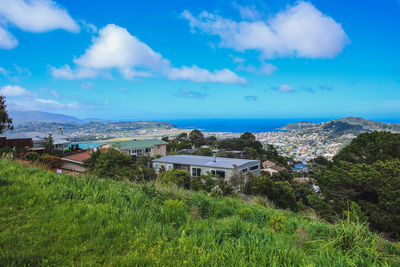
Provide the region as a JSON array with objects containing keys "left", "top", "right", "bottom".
[
  {"left": 182, "top": 1, "right": 349, "bottom": 59},
  {"left": 0, "top": 0, "right": 79, "bottom": 33},
  {"left": 0, "top": 0, "right": 79, "bottom": 49},
  {"left": 0, "top": 26, "right": 18, "bottom": 49},
  {"left": 0, "top": 84, "right": 30, "bottom": 97},
  {"left": 52, "top": 24, "right": 246, "bottom": 84},
  {"left": 74, "top": 24, "right": 168, "bottom": 72}
]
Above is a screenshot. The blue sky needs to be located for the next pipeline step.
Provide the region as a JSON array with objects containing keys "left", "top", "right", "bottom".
[{"left": 0, "top": 0, "right": 399, "bottom": 121}]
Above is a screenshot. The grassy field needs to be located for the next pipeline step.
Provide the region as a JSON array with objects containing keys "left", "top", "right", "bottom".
[{"left": 0, "top": 159, "right": 399, "bottom": 266}]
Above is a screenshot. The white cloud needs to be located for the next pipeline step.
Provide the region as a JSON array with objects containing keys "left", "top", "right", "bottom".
[
  {"left": 52, "top": 24, "right": 246, "bottom": 84},
  {"left": 165, "top": 65, "right": 247, "bottom": 84},
  {"left": 0, "top": 0, "right": 79, "bottom": 33},
  {"left": 233, "top": 3, "right": 261, "bottom": 21},
  {"left": 50, "top": 64, "right": 98, "bottom": 80},
  {"left": 0, "top": 64, "right": 31, "bottom": 81},
  {"left": 0, "top": 26, "right": 18, "bottom": 49},
  {"left": 259, "top": 63, "right": 277, "bottom": 75},
  {"left": 0, "top": 85, "right": 30, "bottom": 97},
  {"left": 182, "top": 1, "right": 349, "bottom": 59},
  {"left": 74, "top": 24, "right": 168, "bottom": 72},
  {"left": 1, "top": 84, "right": 81, "bottom": 111},
  {"left": 271, "top": 84, "right": 295, "bottom": 93}
]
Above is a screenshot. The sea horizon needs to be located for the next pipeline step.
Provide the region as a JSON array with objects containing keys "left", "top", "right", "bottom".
[{"left": 165, "top": 118, "right": 400, "bottom": 133}]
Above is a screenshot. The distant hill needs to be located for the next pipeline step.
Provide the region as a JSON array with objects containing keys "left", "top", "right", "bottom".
[
  {"left": 280, "top": 117, "right": 400, "bottom": 138},
  {"left": 333, "top": 117, "right": 400, "bottom": 132},
  {"left": 9, "top": 110, "right": 83, "bottom": 125}
]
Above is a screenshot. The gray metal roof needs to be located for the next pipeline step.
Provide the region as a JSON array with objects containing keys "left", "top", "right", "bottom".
[{"left": 153, "top": 155, "right": 260, "bottom": 169}]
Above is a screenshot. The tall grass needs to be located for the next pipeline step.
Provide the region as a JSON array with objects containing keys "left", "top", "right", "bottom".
[{"left": 0, "top": 159, "right": 399, "bottom": 266}]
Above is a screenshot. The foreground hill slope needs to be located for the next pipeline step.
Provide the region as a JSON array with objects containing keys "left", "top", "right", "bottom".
[{"left": 0, "top": 160, "right": 399, "bottom": 266}]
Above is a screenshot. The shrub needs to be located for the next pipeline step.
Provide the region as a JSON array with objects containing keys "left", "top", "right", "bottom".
[
  {"left": 158, "top": 169, "right": 191, "bottom": 188},
  {"left": 210, "top": 185, "right": 223, "bottom": 198},
  {"left": 0, "top": 146, "right": 11, "bottom": 157},
  {"left": 40, "top": 155, "right": 63, "bottom": 168},
  {"left": 25, "top": 152, "right": 40, "bottom": 162}
]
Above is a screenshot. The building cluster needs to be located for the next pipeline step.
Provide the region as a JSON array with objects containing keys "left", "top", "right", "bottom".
[{"left": 254, "top": 131, "right": 343, "bottom": 162}]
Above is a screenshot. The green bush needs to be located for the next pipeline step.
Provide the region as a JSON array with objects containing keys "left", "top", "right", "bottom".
[
  {"left": 40, "top": 154, "right": 63, "bottom": 168},
  {"left": 25, "top": 152, "right": 40, "bottom": 162},
  {"left": 210, "top": 185, "right": 223, "bottom": 198},
  {"left": 158, "top": 169, "right": 191, "bottom": 188},
  {"left": 245, "top": 174, "right": 297, "bottom": 210},
  {"left": 0, "top": 146, "right": 11, "bottom": 157}
]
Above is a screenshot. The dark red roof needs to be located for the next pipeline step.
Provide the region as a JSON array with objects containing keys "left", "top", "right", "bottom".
[
  {"left": 63, "top": 151, "right": 91, "bottom": 163},
  {"left": 262, "top": 160, "right": 276, "bottom": 166}
]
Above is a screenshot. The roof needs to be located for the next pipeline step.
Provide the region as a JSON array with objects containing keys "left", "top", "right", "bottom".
[
  {"left": 3, "top": 131, "right": 70, "bottom": 144},
  {"left": 62, "top": 151, "right": 92, "bottom": 164},
  {"left": 269, "top": 165, "right": 284, "bottom": 172},
  {"left": 262, "top": 160, "right": 276, "bottom": 166},
  {"left": 153, "top": 155, "right": 260, "bottom": 169},
  {"left": 109, "top": 139, "right": 168, "bottom": 150}
]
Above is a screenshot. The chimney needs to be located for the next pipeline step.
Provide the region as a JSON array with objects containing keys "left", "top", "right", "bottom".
[{"left": 213, "top": 154, "right": 216, "bottom": 162}]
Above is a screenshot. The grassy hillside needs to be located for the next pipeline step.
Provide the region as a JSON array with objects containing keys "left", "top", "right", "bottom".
[{"left": 0, "top": 160, "right": 399, "bottom": 266}]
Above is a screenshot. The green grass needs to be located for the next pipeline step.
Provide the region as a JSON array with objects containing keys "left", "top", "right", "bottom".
[{"left": 0, "top": 159, "right": 399, "bottom": 266}]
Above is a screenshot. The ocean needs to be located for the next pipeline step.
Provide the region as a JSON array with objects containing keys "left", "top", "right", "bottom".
[{"left": 167, "top": 118, "right": 330, "bottom": 133}]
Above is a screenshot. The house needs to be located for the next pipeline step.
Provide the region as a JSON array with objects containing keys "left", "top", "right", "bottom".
[
  {"left": 109, "top": 139, "right": 168, "bottom": 157},
  {"left": 1, "top": 131, "right": 70, "bottom": 151},
  {"left": 153, "top": 154, "right": 261, "bottom": 180},
  {"left": 61, "top": 151, "right": 92, "bottom": 173},
  {"left": 291, "top": 164, "right": 309, "bottom": 173},
  {"left": 262, "top": 160, "right": 276, "bottom": 168},
  {"left": 262, "top": 165, "right": 284, "bottom": 175}
]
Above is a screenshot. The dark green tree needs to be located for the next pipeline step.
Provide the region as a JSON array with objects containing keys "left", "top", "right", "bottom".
[
  {"left": 189, "top": 129, "right": 204, "bottom": 148},
  {"left": 0, "top": 96, "right": 13, "bottom": 134},
  {"left": 44, "top": 134, "right": 54, "bottom": 155},
  {"left": 314, "top": 132, "right": 400, "bottom": 238}
]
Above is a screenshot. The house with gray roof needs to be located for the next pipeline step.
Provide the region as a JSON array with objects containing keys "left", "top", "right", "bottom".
[
  {"left": 107, "top": 139, "right": 168, "bottom": 157},
  {"left": 153, "top": 154, "right": 260, "bottom": 180},
  {"left": 2, "top": 131, "right": 70, "bottom": 151}
]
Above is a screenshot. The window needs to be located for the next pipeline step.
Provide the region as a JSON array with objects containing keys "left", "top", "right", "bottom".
[
  {"left": 154, "top": 163, "right": 159, "bottom": 170},
  {"left": 167, "top": 164, "right": 173, "bottom": 171},
  {"left": 192, "top": 167, "right": 201, "bottom": 177},
  {"left": 241, "top": 168, "right": 248, "bottom": 173},
  {"left": 145, "top": 148, "right": 151, "bottom": 153},
  {"left": 249, "top": 165, "right": 259, "bottom": 171},
  {"left": 157, "top": 145, "right": 160, "bottom": 149},
  {"left": 211, "top": 170, "right": 225, "bottom": 179}
]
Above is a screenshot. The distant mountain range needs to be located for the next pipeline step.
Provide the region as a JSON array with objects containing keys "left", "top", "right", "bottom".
[
  {"left": 280, "top": 117, "right": 400, "bottom": 138},
  {"left": 8, "top": 111, "right": 109, "bottom": 125}
]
